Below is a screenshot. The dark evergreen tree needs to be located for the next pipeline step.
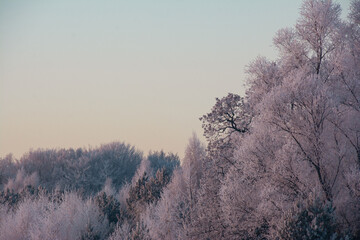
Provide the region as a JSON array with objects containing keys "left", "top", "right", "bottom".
[{"left": 279, "top": 198, "right": 353, "bottom": 240}]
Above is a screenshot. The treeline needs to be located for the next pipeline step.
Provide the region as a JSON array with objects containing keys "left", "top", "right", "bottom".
[
  {"left": 0, "top": 143, "right": 178, "bottom": 195},
  {"left": 1, "top": 0, "right": 360, "bottom": 239},
  {"left": 0, "top": 143, "right": 180, "bottom": 239}
]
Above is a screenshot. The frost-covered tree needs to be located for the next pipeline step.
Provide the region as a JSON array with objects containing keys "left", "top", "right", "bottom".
[
  {"left": 144, "top": 134, "right": 206, "bottom": 240},
  {"left": 182, "top": 133, "right": 205, "bottom": 207},
  {"left": 245, "top": 57, "right": 282, "bottom": 109},
  {"left": 0, "top": 154, "right": 17, "bottom": 189},
  {"left": 143, "top": 166, "right": 193, "bottom": 240},
  {"left": 273, "top": 0, "right": 342, "bottom": 75},
  {"left": 4, "top": 167, "right": 39, "bottom": 193},
  {"left": 108, "top": 221, "right": 132, "bottom": 240},
  {"left": 95, "top": 191, "right": 123, "bottom": 226},
  {"left": 131, "top": 151, "right": 180, "bottom": 186},
  {"left": 126, "top": 169, "right": 171, "bottom": 230},
  {"left": 83, "top": 143, "right": 143, "bottom": 193},
  {"left": 147, "top": 151, "right": 180, "bottom": 176},
  {"left": 31, "top": 192, "right": 108, "bottom": 240},
  {"left": 0, "top": 194, "right": 50, "bottom": 240},
  {"left": 219, "top": 0, "right": 360, "bottom": 237},
  {"left": 191, "top": 155, "right": 228, "bottom": 239}
]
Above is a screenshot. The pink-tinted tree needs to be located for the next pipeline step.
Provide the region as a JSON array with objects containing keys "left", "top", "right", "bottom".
[{"left": 219, "top": 0, "right": 360, "bottom": 237}]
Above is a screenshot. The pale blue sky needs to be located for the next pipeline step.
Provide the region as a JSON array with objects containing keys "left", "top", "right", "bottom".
[{"left": 0, "top": 0, "right": 351, "bottom": 158}]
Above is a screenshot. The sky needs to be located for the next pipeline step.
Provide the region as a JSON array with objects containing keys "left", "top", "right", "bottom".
[{"left": 0, "top": 0, "right": 351, "bottom": 159}]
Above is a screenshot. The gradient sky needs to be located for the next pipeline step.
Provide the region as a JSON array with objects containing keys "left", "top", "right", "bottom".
[{"left": 0, "top": 0, "right": 351, "bottom": 158}]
